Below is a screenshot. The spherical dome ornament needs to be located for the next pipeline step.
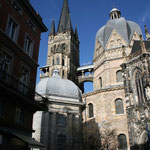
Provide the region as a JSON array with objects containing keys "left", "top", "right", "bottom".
[{"left": 36, "top": 69, "right": 82, "bottom": 101}]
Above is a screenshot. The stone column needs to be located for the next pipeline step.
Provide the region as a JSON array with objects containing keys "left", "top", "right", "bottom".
[
  {"left": 32, "top": 111, "right": 43, "bottom": 142},
  {"left": 67, "top": 114, "right": 73, "bottom": 150},
  {"left": 40, "top": 112, "right": 50, "bottom": 148},
  {"left": 49, "top": 112, "right": 57, "bottom": 150},
  {"left": 73, "top": 114, "right": 80, "bottom": 150}
]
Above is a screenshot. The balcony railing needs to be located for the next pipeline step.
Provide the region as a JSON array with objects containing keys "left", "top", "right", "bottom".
[{"left": 0, "top": 69, "right": 47, "bottom": 103}]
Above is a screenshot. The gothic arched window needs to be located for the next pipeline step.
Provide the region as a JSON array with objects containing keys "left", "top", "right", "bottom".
[
  {"left": 56, "top": 56, "right": 60, "bottom": 65},
  {"left": 118, "top": 134, "right": 127, "bottom": 150},
  {"left": 117, "top": 39, "right": 122, "bottom": 47},
  {"left": 116, "top": 70, "right": 123, "bottom": 82},
  {"left": 88, "top": 103, "right": 94, "bottom": 118},
  {"left": 115, "top": 99, "right": 124, "bottom": 114},
  {"left": 110, "top": 40, "right": 115, "bottom": 48},
  {"left": 135, "top": 71, "right": 144, "bottom": 104}
]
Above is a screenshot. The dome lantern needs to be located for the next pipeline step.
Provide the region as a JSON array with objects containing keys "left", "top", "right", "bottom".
[{"left": 109, "top": 8, "right": 121, "bottom": 20}]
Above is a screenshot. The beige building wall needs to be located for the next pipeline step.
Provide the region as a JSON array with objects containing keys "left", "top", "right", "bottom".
[
  {"left": 82, "top": 87, "right": 130, "bottom": 149},
  {"left": 82, "top": 10, "right": 141, "bottom": 149}
]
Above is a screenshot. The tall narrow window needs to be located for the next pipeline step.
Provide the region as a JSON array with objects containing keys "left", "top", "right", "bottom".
[
  {"left": 24, "top": 35, "right": 33, "bottom": 57},
  {"left": 0, "top": 101, "right": 5, "bottom": 117},
  {"left": 88, "top": 103, "right": 94, "bottom": 118},
  {"left": 57, "top": 114, "right": 66, "bottom": 126},
  {"left": 62, "top": 70, "right": 64, "bottom": 77},
  {"left": 0, "top": 52, "right": 11, "bottom": 81},
  {"left": 56, "top": 56, "right": 60, "bottom": 65},
  {"left": 6, "top": 17, "right": 18, "bottom": 42},
  {"left": 52, "top": 58, "right": 54, "bottom": 66},
  {"left": 62, "top": 57, "right": 65, "bottom": 66},
  {"left": 15, "top": 107, "right": 24, "bottom": 123},
  {"left": 99, "top": 77, "right": 102, "bottom": 88},
  {"left": 135, "top": 71, "right": 144, "bottom": 104},
  {"left": 115, "top": 99, "right": 124, "bottom": 114},
  {"left": 118, "top": 134, "right": 127, "bottom": 150},
  {"left": 20, "top": 67, "right": 29, "bottom": 94},
  {"left": 57, "top": 135, "right": 66, "bottom": 150},
  {"left": 116, "top": 70, "right": 123, "bottom": 82}
]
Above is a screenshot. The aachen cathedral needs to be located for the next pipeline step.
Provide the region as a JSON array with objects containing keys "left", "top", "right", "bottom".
[{"left": 33, "top": 0, "right": 150, "bottom": 150}]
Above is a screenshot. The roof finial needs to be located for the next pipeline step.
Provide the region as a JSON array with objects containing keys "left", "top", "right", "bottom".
[
  {"left": 122, "top": 45, "right": 127, "bottom": 62},
  {"left": 52, "top": 69, "right": 61, "bottom": 78},
  {"left": 140, "top": 34, "right": 146, "bottom": 53},
  {"left": 144, "top": 25, "right": 150, "bottom": 41},
  {"left": 49, "top": 19, "right": 55, "bottom": 36}
]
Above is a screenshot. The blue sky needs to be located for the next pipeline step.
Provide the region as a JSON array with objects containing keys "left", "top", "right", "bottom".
[{"left": 30, "top": 0, "right": 150, "bottom": 91}]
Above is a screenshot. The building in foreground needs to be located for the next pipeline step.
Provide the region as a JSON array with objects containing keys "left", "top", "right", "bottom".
[
  {"left": 33, "top": 70, "right": 84, "bottom": 150},
  {"left": 0, "top": 0, "right": 47, "bottom": 149}
]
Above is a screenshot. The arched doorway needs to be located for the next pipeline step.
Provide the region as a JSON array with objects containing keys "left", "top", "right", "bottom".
[{"left": 138, "top": 130, "right": 149, "bottom": 150}]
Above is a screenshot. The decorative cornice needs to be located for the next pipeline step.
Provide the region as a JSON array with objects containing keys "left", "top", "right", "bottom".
[{"left": 82, "top": 85, "right": 124, "bottom": 97}]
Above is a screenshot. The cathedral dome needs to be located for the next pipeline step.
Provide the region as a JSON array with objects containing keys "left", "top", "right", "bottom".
[
  {"left": 96, "top": 8, "right": 142, "bottom": 48},
  {"left": 36, "top": 70, "right": 81, "bottom": 100}
]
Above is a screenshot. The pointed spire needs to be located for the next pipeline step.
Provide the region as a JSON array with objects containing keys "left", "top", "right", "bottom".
[
  {"left": 57, "top": 0, "right": 72, "bottom": 33},
  {"left": 144, "top": 25, "right": 150, "bottom": 41},
  {"left": 140, "top": 35, "right": 146, "bottom": 53},
  {"left": 75, "top": 25, "right": 79, "bottom": 40},
  {"left": 66, "top": 14, "right": 73, "bottom": 31},
  {"left": 122, "top": 45, "right": 126, "bottom": 62},
  {"left": 49, "top": 19, "right": 55, "bottom": 36}
]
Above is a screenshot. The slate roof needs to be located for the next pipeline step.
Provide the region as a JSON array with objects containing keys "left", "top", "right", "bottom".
[
  {"left": 96, "top": 17, "right": 142, "bottom": 49},
  {"left": 49, "top": 19, "right": 55, "bottom": 36},
  {"left": 131, "top": 41, "right": 150, "bottom": 54},
  {"left": 57, "top": 0, "right": 73, "bottom": 33},
  {"left": 36, "top": 70, "right": 81, "bottom": 100}
]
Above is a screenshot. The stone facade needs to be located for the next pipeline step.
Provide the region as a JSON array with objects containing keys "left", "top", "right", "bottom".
[
  {"left": 40, "top": 0, "right": 79, "bottom": 85},
  {"left": 82, "top": 8, "right": 144, "bottom": 150},
  {"left": 33, "top": 92, "right": 84, "bottom": 150},
  {"left": 33, "top": 70, "right": 84, "bottom": 150},
  {"left": 121, "top": 40, "right": 150, "bottom": 149},
  {"left": 33, "top": 0, "right": 150, "bottom": 150}
]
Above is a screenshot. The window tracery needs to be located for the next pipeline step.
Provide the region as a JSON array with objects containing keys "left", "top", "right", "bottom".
[{"left": 135, "top": 71, "right": 144, "bottom": 104}]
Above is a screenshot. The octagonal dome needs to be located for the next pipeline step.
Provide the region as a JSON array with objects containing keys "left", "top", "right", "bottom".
[
  {"left": 36, "top": 70, "right": 81, "bottom": 100},
  {"left": 96, "top": 8, "right": 142, "bottom": 49}
]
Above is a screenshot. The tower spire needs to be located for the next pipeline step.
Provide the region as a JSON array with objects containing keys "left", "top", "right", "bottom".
[
  {"left": 144, "top": 25, "right": 150, "bottom": 41},
  {"left": 75, "top": 25, "right": 79, "bottom": 40},
  {"left": 57, "top": 0, "right": 72, "bottom": 33},
  {"left": 66, "top": 14, "right": 73, "bottom": 31},
  {"left": 49, "top": 19, "right": 55, "bottom": 36}
]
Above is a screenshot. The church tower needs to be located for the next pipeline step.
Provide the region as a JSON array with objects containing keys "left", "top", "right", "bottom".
[{"left": 40, "top": 0, "right": 79, "bottom": 84}]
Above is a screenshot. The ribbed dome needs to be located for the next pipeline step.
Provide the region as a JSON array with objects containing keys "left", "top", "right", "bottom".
[
  {"left": 96, "top": 14, "right": 142, "bottom": 49},
  {"left": 36, "top": 70, "right": 81, "bottom": 100}
]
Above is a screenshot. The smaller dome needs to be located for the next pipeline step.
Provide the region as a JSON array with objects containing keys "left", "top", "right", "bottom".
[
  {"left": 110, "top": 8, "right": 120, "bottom": 13},
  {"left": 109, "top": 7, "right": 121, "bottom": 20},
  {"left": 36, "top": 70, "right": 81, "bottom": 101}
]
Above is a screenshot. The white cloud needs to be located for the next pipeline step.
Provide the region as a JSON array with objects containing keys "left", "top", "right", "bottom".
[
  {"left": 81, "top": 61, "right": 92, "bottom": 66},
  {"left": 141, "top": 9, "right": 150, "bottom": 23}
]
